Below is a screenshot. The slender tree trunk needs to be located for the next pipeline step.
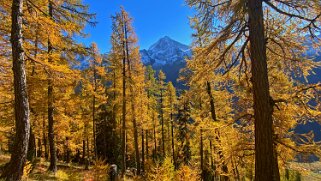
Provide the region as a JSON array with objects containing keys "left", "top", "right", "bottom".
[
  {"left": 47, "top": 0, "right": 57, "bottom": 173},
  {"left": 92, "top": 94, "right": 96, "bottom": 158},
  {"left": 66, "top": 137, "right": 70, "bottom": 163},
  {"left": 125, "top": 132, "right": 128, "bottom": 166},
  {"left": 37, "top": 138, "right": 42, "bottom": 157},
  {"left": 200, "top": 129, "right": 204, "bottom": 180},
  {"left": 146, "top": 130, "right": 149, "bottom": 160},
  {"left": 121, "top": 11, "right": 127, "bottom": 176},
  {"left": 43, "top": 116, "right": 48, "bottom": 159},
  {"left": 85, "top": 137, "right": 90, "bottom": 170},
  {"left": 1, "top": 0, "right": 30, "bottom": 179},
  {"left": 27, "top": 127, "right": 36, "bottom": 162},
  {"left": 82, "top": 139, "right": 86, "bottom": 163},
  {"left": 171, "top": 111, "right": 175, "bottom": 168},
  {"left": 247, "top": 1, "right": 279, "bottom": 180},
  {"left": 124, "top": 22, "right": 141, "bottom": 175},
  {"left": 132, "top": 115, "right": 141, "bottom": 175},
  {"left": 103, "top": 116, "right": 108, "bottom": 160},
  {"left": 92, "top": 57, "right": 97, "bottom": 159},
  {"left": 216, "top": 130, "right": 229, "bottom": 181},
  {"left": 153, "top": 113, "right": 157, "bottom": 161},
  {"left": 209, "top": 140, "right": 215, "bottom": 179},
  {"left": 207, "top": 82, "right": 228, "bottom": 180},
  {"left": 206, "top": 81, "right": 217, "bottom": 121},
  {"left": 141, "top": 129, "right": 145, "bottom": 173},
  {"left": 160, "top": 89, "right": 165, "bottom": 158}
]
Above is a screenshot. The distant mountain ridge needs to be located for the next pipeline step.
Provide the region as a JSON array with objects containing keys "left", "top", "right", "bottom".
[
  {"left": 140, "top": 36, "right": 191, "bottom": 67},
  {"left": 75, "top": 36, "right": 191, "bottom": 88},
  {"left": 140, "top": 36, "right": 191, "bottom": 88}
]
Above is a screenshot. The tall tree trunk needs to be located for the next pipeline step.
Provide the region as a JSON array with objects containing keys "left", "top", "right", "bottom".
[
  {"left": 146, "top": 130, "right": 149, "bottom": 160},
  {"left": 160, "top": 89, "right": 165, "bottom": 157},
  {"left": 27, "top": 127, "right": 36, "bottom": 162},
  {"left": 1, "top": 0, "right": 30, "bottom": 180},
  {"left": 206, "top": 82, "right": 228, "bottom": 180},
  {"left": 92, "top": 58, "right": 97, "bottom": 158},
  {"left": 85, "top": 137, "right": 90, "bottom": 170},
  {"left": 43, "top": 116, "right": 48, "bottom": 159},
  {"left": 200, "top": 129, "right": 204, "bottom": 180},
  {"left": 37, "top": 138, "right": 42, "bottom": 157},
  {"left": 47, "top": 0, "right": 57, "bottom": 173},
  {"left": 92, "top": 94, "right": 96, "bottom": 159},
  {"left": 141, "top": 129, "right": 145, "bottom": 173},
  {"left": 121, "top": 11, "right": 127, "bottom": 176},
  {"left": 216, "top": 130, "right": 229, "bottom": 181},
  {"left": 124, "top": 21, "right": 141, "bottom": 175},
  {"left": 153, "top": 112, "right": 157, "bottom": 162},
  {"left": 132, "top": 114, "right": 141, "bottom": 175},
  {"left": 65, "top": 137, "right": 70, "bottom": 163},
  {"left": 171, "top": 111, "right": 175, "bottom": 168},
  {"left": 209, "top": 140, "right": 215, "bottom": 179},
  {"left": 247, "top": 1, "right": 279, "bottom": 181},
  {"left": 125, "top": 131, "right": 128, "bottom": 166},
  {"left": 206, "top": 81, "right": 217, "bottom": 121},
  {"left": 82, "top": 139, "right": 86, "bottom": 163}
]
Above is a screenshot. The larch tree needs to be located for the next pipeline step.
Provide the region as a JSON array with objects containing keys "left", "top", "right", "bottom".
[
  {"left": 110, "top": 7, "right": 146, "bottom": 175},
  {"left": 158, "top": 70, "right": 166, "bottom": 158},
  {"left": 0, "top": 0, "right": 95, "bottom": 173},
  {"left": 186, "top": 0, "right": 321, "bottom": 180},
  {"left": 1, "top": 0, "right": 31, "bottom": 180},
  {"left": 164, "top": 82, "right": 177, "bottom": 167},
  {"left": 145, "top": 66, "right": 160, "bottom": 162},
  {"left": 110, "top": 8, "right": 128, "bottom": 175}
]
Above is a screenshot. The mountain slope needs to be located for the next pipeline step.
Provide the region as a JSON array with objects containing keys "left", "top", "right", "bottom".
[{"left": 140, "top": 36, "right": 191, "bottom": 88}]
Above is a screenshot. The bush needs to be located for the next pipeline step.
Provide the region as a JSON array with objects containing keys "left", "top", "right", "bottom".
[
  {"left": 92, "top": 157, "right": 109, "bottom": 180},
  {"left": 56, "top": 170, "right": 69, "bottom": 181},
  {"left": 148, "top": 157, "right": 175, "bottom": 181},
  {"left": 175, "top": 165, "right": 200, "bottom": 181}
]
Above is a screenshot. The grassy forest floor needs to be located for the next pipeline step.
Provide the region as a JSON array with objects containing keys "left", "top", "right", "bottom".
[
  {"left": 0, "top": 155, "right": 111, "bottom": 181},
  {"left": 0, "top": 154, "right": 321, "bottom": 180}
]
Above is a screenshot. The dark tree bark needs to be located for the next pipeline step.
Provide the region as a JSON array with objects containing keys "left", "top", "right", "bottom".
[
  {"left": 85, "top": 138, "right": 90, "bottom": 170},
  {"left": 1, "top": 0, "right": 31, "bottom": 180},
  {"left": 247, "top": 0, "right": 279, "bottom": 180},
  {"left": 145, "top": 130, "right": 149, "bottom": 160},
  {"left": 160, "top": 87, "right": 165, "bottom": 157},
  {"left": 206, "top": 81, "right": 228, "bottom": 180},
  {"left": 153, "top": 112, "right": 157, "bottom": 162},
  {"left": 132, "top": 115, "right": 141, "bottom": 175},
  {"left": 27, "top": 127, "right": 36, "bottom": 162},
  {"left": 171, "top": 111, "right": 176, "bottom": 168},
  {"left": 209, "top": 140, "right": 215, "bottom": 179},
  {"left": 82, "top": 139, "right": 85, "bottom": 163},
  {"left": 121, "top": 11, "right": 127, "bottom": 176},
  {"left": 43, "top": 116, "right": 48, "bottom": 159},
  {"left": 92, "top": 55, "right": 97, "bottom": 158},
  {"left": 200, "top": 129, "right": 204, "bottom": 180},
  {"left": 124, "top": 20, "right": 141, "bottom": 175},
  {"left": 141, "top": 129, "right": 145, "bottom": 173},
  {"left": 65, "top": 137, "right": 70, "bottom": 163},
  {"left": 37, "top": 138, "right": 42, "bottom": 157},
  {"left": 206, "top": 81, "right": 217, "bottom": 121},
  {"left": 47, "top": 0, "right": 57, "bottom": 173}
]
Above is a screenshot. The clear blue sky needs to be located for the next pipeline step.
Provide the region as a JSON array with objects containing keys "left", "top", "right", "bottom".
[{"left": 80, "top": 0, "right": 194, "bottom": 53}]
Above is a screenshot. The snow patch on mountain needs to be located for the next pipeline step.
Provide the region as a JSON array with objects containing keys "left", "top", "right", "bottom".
[{"left": 140, "top": 36, "right": 191, "bottom": 67}]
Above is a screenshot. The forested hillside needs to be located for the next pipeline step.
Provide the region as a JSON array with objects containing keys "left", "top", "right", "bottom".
[{"left": 1, "top": 0, "right": 321, "bottom": 181}]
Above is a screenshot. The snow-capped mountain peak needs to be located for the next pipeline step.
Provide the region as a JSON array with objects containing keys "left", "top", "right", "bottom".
[
  {"left": 149, "top": 36, "right": 190, "bottom": 52},
  {"left": 140, "top": 36, "right": 191, "bottom": 66}
]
